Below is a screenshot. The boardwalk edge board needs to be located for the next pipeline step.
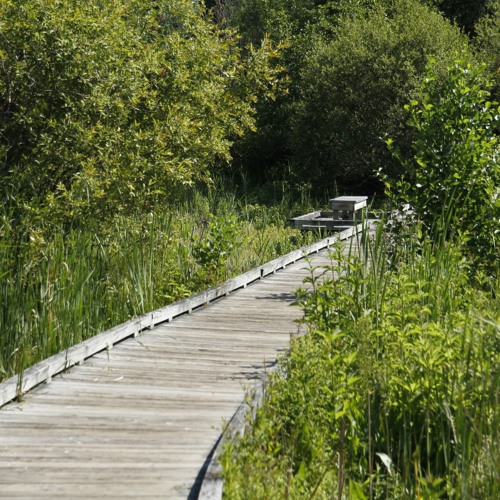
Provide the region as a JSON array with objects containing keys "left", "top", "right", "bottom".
[
  {"left": 0, "top": 223, "right": 369, "bottom": 408},
  {"left": 198, "top": 375, "right": 269, "bottom": 500}
]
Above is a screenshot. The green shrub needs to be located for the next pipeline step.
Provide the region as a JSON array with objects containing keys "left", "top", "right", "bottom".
[
  {"left": 0, "top": 0, "right": 278, "bottom": 224},
  {"left": 291, "top": 0, "right": 470, "bottom": 191},
  {"left": 385, "top": 59, "right": 500, "bottom": 272},
  {"left": 475, "top": 0, "right": 500, "bottom": 101},
  {"left": 222, "top": 224, "right": 500, "bottom": 498},
  {"left": 227, "top": 0, "right": 471, "bottom": 194},
  {"left": 193, "top": 214, "right": 240, "bottom": 285}
]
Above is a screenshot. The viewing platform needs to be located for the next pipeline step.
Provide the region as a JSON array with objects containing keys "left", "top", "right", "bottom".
[{"left": 291, "top": 195, "right": 368, "bottom": 231}]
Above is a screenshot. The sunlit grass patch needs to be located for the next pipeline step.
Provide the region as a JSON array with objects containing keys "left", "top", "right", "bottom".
[{"left": 0, "top": 186, "right": 314, "bottom": 380}]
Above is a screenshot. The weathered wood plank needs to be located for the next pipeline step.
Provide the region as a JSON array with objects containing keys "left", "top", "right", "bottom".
[
  {"left": 0, "top": 224, "right": 374, "bottom": 498},
  {"left": 0, "top": 225, "right": 363, "bottom": 408}
]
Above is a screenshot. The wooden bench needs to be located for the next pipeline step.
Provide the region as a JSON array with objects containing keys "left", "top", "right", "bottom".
[
  {"left": 329, "top": 196, "right": 367, "bottom": 221},
  {"left": 290, "top": 196, "right": 368, "bottom": 230}
]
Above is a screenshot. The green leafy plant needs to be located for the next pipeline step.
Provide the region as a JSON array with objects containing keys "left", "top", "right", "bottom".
[
  {"left": 222, "top": 222, "right": 500, "bottom": 498},
  {"left": 475, "top": 0, "right": 500, "bottom": 101},
  {"left": 0, "top": 0, "right": 280, "bottom": 225},
  {"left": 193, "top": 214, "right": 240, "bottom": 284},
  {"left": 386, "top": 59, "right": 500, "bottom": 272},
  {"left": 226, "top": 0, "right": 470, "bottom": 193}
]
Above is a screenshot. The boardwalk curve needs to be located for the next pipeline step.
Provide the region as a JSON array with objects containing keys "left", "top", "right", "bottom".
[{"left": 0, "top": 225, "right": 367, "bottom": 499}]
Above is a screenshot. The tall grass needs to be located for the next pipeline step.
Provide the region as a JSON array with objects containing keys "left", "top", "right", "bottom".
[
  {"left": 221, "top": 215, "right": 500, "bottom": 498},
  {"left": 0, "top": 218, "right": 123, "bottom": 378},
  {"left": 0, "top": 184, "right": 315, "bottom": 381}
]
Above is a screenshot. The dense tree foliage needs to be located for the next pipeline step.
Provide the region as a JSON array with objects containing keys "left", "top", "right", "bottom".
[
  {"left": 226, "top": 0, "right": 472, "bottom": 194},
  {"left": 291, "top": 0, "right": 469, "bottom": 191},
  {"left": 428, "top": 0, "right": 490, "bottom": 36},
  {"left": 1, "top": 0, "right": 497, "bottom": 214},
  {"left": 475, "top": 0, "right": 500, "bottom": 100},
  {"left": 386, "top": 60, "right": 500, "bottom": 270},
  {"left": 0, "top": 0, "right": 278, "bottom": 224}
]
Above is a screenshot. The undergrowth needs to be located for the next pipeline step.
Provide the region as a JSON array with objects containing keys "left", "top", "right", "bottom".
[
  {"left": 0, "top": 184, "right": 315, "bottom": 380},
  {"left": 221, "top": 220, "right": 500, "bottom": 499}
]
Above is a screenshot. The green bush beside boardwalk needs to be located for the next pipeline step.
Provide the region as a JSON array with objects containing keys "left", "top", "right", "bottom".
[
  {"left": 221, "top": 57, "right": 500, "bottom": 498},
  {"left": 221, "top": 220, "right": 500, "bottom": 499}
]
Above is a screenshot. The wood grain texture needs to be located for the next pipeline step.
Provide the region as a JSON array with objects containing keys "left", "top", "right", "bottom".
[
  {"left": 0, "top": 225, "right": 362, "bottom": 408},
  {"left": 0, "top": 224, "right": 373, "bottom": 499}
]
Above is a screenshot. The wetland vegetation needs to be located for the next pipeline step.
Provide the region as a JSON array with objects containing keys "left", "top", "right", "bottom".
[{"left": 1, "top": 1, "right": 499, "bottom": 496}]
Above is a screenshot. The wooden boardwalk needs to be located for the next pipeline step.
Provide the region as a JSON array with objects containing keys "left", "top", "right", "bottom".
[{"left": 0, "top": 229, "right": 364, "bottom": 499}]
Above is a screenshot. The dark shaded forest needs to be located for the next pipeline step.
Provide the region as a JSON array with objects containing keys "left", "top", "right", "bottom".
[{"left": 1, "top": 0, "right": 499, "bottom": 225}]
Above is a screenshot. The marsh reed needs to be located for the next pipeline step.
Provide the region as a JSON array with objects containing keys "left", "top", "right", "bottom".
[
  {"left": 0, "top": 185, "right": 314, "bottom": 380},
  {"left": 222, "top": 214, "right": 500, "bottom": 498}
]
